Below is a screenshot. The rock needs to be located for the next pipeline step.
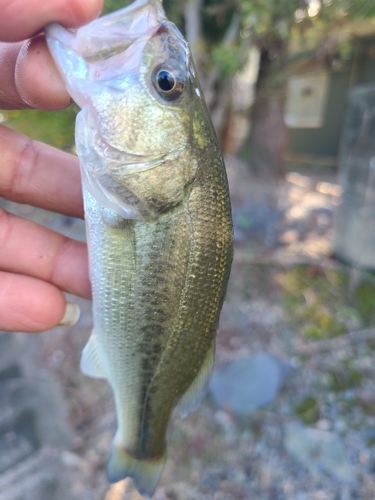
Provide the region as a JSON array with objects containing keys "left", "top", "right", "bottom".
[
  {"left": 213, "top": 410, "right": 237, "bottom": 444},
  {"left": 0, "top": 448, "right": 65, "bottom": 500},
  {"left": 0, "top": 332, "right": 73, "bottom": 499},
  {"left": 209, "top": 352, "right": 290, "bottom": 415},
  {"left": 284, "top": 422, "right": 356, "bottom": 483},
  {"left": 163, "top": 482, "right": 196, "bottom": 500}
]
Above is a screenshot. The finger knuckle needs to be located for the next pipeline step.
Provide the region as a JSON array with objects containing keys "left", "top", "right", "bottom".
[{"left": 5, "top": 135, "right": 39, "bottom": 199}]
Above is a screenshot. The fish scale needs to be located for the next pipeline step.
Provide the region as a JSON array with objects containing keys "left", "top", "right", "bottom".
[{"left": 46, "top": 0, "right": 233, "bottom": 496}]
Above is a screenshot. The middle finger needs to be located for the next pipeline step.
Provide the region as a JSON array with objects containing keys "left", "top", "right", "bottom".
[{"left": 0, "top": 206, "right": 90, "bottom": 299}]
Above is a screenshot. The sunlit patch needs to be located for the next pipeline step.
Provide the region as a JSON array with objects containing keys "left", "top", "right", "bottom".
[
  {"left": 276, "top": 232, "right": 333, "bottom": 259},
  {"left": 288, "top": 206, "right": 308, "bottom": 219},
  {"left": 303, "top": 192, "right": 329, "bottom": 208},
  {"left": 287, "top": 186, "right": 304, "bottom": 204},
  {"left": 307, "top": 0, "right": 321, "bottom": 17},
  {"left": 280, "top": 229, "right": 299, "bottom": 244},
  {"left": 295, "top": 9, "right": 307, "bottom": 22},
  {"left": 286, "top": 172, "right": 311, "bottom": 188},
  {"left": 316, "top": 182, "right": 343, "bottom": 197}
]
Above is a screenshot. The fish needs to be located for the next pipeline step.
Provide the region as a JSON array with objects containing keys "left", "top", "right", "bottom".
[{"left": 45, "top": 0, "right": 233, "bottom": 496}]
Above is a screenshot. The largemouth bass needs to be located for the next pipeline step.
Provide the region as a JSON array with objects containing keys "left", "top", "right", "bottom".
[{"left": 46, "top": 0, "right": 233, "bottom": 496}]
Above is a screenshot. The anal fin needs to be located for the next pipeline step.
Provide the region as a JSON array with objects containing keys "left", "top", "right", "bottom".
[
  {"left": 178, "top": 340, "right": 215, "bottom": 418},
  {"left": 80, "top": 331, "right": 106, "bottom": 379}
]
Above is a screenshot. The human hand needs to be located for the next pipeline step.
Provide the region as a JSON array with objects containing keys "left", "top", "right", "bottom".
[{"left": 0, "top": 0, "right": 103, "bottom": 333}]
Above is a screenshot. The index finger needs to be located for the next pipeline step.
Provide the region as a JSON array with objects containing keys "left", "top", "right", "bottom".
[{"left": 1, "top": 0, "right": 103, "bottom": 42}]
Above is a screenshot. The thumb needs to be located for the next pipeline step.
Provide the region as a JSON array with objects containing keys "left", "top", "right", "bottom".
[{"left": 15, "top": 35, "right": 72, "bottom": 110}]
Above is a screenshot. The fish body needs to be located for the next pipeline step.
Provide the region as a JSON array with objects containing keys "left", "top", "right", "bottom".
[{"left": 46, "top": 0, "right": 233, "bottom": 496}]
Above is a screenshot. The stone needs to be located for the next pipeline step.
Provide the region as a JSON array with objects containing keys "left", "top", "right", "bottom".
[
  {"left": 0, "top": 332, "right": 73, "bottom": 499},
  {"left": 0, "top": 448, "right": 63, "bottom": 500},
  {"left": 284, "top": 422, "right": 356, "bottom": 483},
  {"left": 209, "top": 352, "right": 290, "bottom": 415}
]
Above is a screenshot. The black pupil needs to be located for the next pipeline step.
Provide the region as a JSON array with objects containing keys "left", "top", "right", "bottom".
[{"left": 157, "top": 71, "right": 175, "bottom": 92}]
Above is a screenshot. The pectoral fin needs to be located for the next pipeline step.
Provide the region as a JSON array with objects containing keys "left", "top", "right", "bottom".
[
  {"left": 178, "top": 340, "right": 215, "bottom": 418},
  {"left": 80, "top": 332, "right": 106, "bottom": 379}
]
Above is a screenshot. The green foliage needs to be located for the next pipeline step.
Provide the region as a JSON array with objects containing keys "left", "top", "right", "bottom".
[
  {"left": 211, "top": 43, "right": 243, "bottom": 77},
  {"left": 337, "top": 0, "right": 364, "bottom": 18},
  {"left": 278, "top": 265, "right": 375, "bottom": 340},
  {"left": 102, "top": 0, "right": 184, "bottom": 25},
  {"left": 337, "top": 39, "right": 354, "bottom": 60},
  {"left": 201, "top": 0, "right": 375, "bottom": 86},
  {"left": 3, "top": 106, "right": 77, "bottom": 150},
  {"left": 202, "top": 0, "right": 237, "bottom": 43},
  {"left": 356, "top": 280, "right": 375, "bottom": 317},
  {"left": 239, "top": 0, "right": 302, "bottom": 42},
  {"left": 328, "top": 363, "right": 363, "bottom": 392},
  {"left": 296, "top": 0, "right": 375, "bottom": 26},
  {"left": 100, "top": 0, "right": 241, "bottom": 77},
  {"left": 294, "top": 395, "right": 320, "bottom": 424},
  {"left": 291, "top": 0, "right": 375, "bottom": 56},
  {"left": 101, "top": 0, "right": 128, "bottom": 15}
]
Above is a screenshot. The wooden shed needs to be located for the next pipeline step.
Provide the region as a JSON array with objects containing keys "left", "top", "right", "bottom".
[{"left": 285, "top": 22, "right": 375, "bottom": 169}]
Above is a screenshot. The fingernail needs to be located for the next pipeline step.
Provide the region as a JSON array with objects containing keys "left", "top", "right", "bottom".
[{"left": 58, "top": 302, "right": 80, "bottom": 327}]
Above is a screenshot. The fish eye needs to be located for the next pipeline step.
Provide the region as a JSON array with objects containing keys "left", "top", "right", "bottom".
[
  {"left": 157, "top": 70, "right": 175, "bottom": 91},
  {"left": 152, "top": 64, "right": 184, "bottom": 101}
]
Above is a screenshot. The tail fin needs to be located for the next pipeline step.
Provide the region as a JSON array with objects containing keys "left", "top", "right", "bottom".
[{"left": 107, "top": 441, "right": 166, "bottom": 498}]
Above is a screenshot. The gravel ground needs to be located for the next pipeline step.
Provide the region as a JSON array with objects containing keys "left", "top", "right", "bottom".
[{"left": 1, "top": 157, "right": 374, "bottom": 499}]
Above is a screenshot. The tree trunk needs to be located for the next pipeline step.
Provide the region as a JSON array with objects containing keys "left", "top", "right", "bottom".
[{"left": 249, "top": 37, "right": 289, "bottom": 179}]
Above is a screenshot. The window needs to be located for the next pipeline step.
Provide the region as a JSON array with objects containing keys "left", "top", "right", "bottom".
[{"left": 284, "top": 70, "right": 329, "bottom": 128}]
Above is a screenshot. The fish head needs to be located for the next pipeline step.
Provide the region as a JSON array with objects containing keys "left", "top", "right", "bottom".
[{"left": 46, "top": 0, "right": 213, "bottom": 219}]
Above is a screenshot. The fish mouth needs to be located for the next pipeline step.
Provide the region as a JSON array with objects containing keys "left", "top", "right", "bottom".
[
  {"left": 78, "top": 0, "right": 166, "bottom": 63},
  {"left": 46, "top": 0, "right": 166, "bottom": 64},
  {"left": 45, "top": 0, "right": 168, "bottom": 108}
]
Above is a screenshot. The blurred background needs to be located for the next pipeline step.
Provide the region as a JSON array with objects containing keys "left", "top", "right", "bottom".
[{"left": 1, "top": 0, "right": 375, "bottom": 499}]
